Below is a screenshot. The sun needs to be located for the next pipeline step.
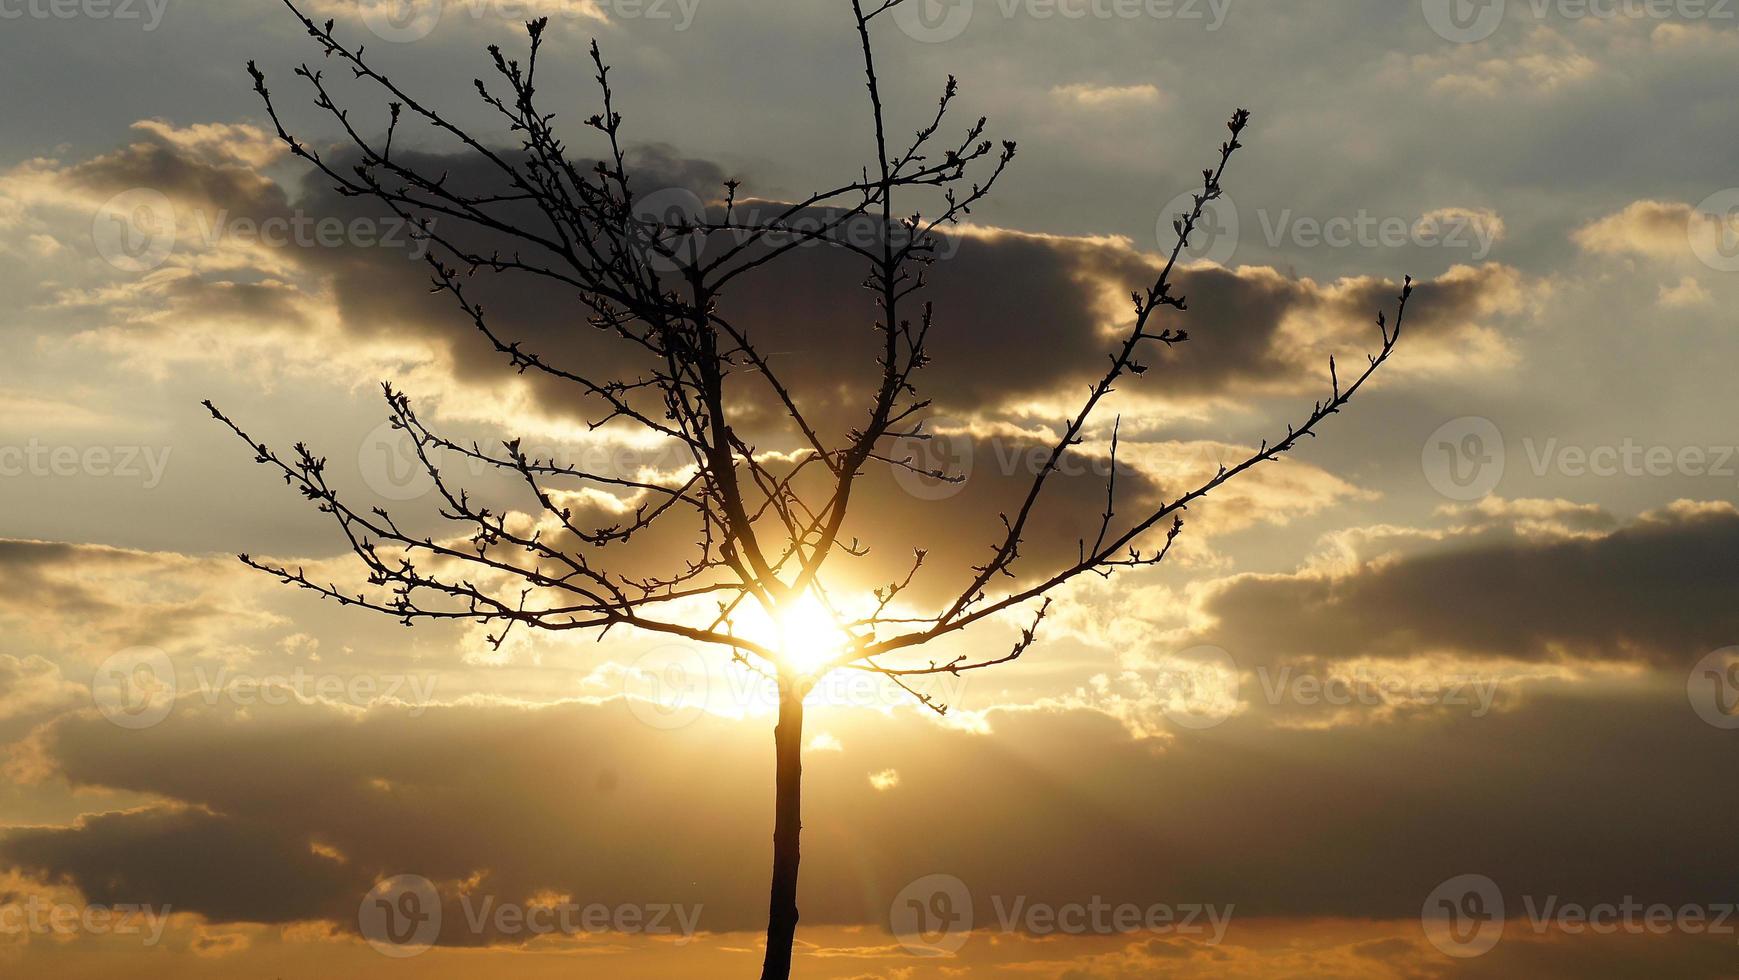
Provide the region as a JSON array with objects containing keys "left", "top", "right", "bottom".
[
  {"left": 775, "top": 593, "right": 848, "bottom": 675},
  {"left": 733, "top": 592, "right": 848, "bottom": 677}
]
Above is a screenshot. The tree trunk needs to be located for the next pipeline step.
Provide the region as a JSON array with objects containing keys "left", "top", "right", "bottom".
[{"left": 759, "top": 674, "right": 806, "bottom": 980}]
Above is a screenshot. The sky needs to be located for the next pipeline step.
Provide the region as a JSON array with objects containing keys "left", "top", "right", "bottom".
[{"left": 3, "top": 0, "right": 1739, "bottom": 976}]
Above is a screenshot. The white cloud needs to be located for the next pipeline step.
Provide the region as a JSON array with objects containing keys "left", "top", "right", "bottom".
[{"left": 1050, "top": 83, "right": 1165, "bottom": 108}]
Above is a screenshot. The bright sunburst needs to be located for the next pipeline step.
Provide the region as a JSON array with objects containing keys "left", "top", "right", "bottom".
[
  {"left": 775, "top": 593, "right": 848, "bottom": 675},
  {"left": 733, "top": 592, "right": 849, "bottom": 677}
]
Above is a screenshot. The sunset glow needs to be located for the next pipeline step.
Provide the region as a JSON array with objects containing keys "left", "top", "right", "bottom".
[
  {"left": 4, "top": 1, "right": 1737, "bottom": 977},
  {"left": 733, "top": 592, "right": 850, "bottom": 677}
]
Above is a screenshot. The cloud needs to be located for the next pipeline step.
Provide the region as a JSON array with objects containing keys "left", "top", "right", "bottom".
[
  {"left": 1573, "top": 199, "right": 1708, "bottom": 262},
  {"left": 9, "top": 123, "right": 1512, "bottom": 627},
  {"left": 0, "top": 540, "right": 280, "bottom": 662},
  {"left": 1050, "top": 83, "right": 1166, "bottom": 108},
  {"left": 125, "top": 120, "right": 285, "bottom": 171},
  {"left": 1434, "top": 496, "right": 1618, "bottom": 540},
  {"left": 1401, "top": 27, "right": 1601, "bottom": 100},
  {"left": 6, "top": 121, "right": 1520, "bottom": 435},
  {"left": 1188, "top": 500, "right": 1739, "bottom": 669},
  {"left": 0, "top": 655, "right": 84, "bottom": 745},
  {"left": 1658, "top": 275, "right": 1712, "bottom": 308},
  {"left": 5, "top": 680, "right": 1737, "bottom": 945},
  {"left": 1417, "top": 206, "right": 1506, "bottom": 249},
  {"left": 1649, "top": 20, "right": 1739, "bottom": 51}
]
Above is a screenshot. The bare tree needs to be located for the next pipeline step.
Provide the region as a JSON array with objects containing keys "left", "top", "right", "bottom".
[{"left": 208, "top": 2, "right": 1412, "bottom": 976}]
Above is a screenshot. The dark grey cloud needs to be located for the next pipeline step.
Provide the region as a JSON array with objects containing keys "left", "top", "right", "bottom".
[
  {"left": 292, "top": 154, "right": 1491, "bottom": 434},
  {"left": 4, "top": 682, "right": 1736, "bottom": 943},
  {"left": 0, "top": 541, "right": 239, "bottom": 652},
  {"left": 39, "top": 127, "right": 1416, "bottom": 606},
  {"left": 46, "top": 124, "right": 1499, "bottom": 442},
  {"left": 1196, "top": 502, "right": 1739, "bottom": 669}
]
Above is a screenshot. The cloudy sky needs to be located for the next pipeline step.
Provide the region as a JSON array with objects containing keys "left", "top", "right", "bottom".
[{"left": 3, "top": 0, "right": 1739, "bottom": 976}]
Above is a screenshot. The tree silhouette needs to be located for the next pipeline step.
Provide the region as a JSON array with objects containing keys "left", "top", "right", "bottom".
[{"left": 208, "top": 2, "right": 1412, "bottom": 976}]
